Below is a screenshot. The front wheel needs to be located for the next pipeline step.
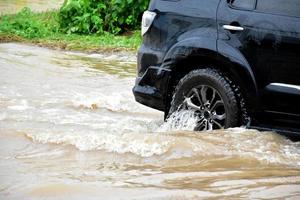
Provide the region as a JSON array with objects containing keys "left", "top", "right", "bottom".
[{"left": 168, "top": 68, "right": 242, "bottom": 131}]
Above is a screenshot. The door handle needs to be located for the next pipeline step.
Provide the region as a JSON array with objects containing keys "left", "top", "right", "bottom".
[{"left": 222, "top": 24, "right": 244, "bottom": 32}]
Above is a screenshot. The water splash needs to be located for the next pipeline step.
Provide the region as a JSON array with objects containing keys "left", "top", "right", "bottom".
[
  {"left": 1, "top": 43, "right": 300, "bottom": 200},
  {"left": 158, "top": 110, "right": 199, "bottom": 132}
]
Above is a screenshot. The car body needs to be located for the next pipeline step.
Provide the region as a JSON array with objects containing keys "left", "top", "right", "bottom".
[{"left": 133, "top": 0, "right": 300, "bottom": 138}]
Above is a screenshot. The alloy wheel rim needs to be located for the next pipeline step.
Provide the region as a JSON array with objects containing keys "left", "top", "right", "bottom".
[{"left": 182, "top": 85, "right": 226, "bottom": 131}]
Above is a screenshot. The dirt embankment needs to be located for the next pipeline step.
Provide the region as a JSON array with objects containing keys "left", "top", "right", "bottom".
[{"left": 0, "top": 34, "right": 137, "bottom": 54}]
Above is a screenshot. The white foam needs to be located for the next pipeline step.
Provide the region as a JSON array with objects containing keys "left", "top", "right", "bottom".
[
  {"left": 26, "top": 132, "right": 172, "bottom": 158},
  {"left": 0, "top": 113, "right": 7, "bottom": 120},
  {"left": 158, "top": 110, "right": 199, "bottom": 132},
  {"left": 23, "top": 127, "right": 300, "bottom": 167},
  {"left": 7, "top": 99, "right": 31, "bottom": 111},
  {"left": 70, "top": 90, "right": 159, "bottom": 114}
]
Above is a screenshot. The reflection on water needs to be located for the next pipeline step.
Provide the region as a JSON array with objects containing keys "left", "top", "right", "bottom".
[
  {"left": 58, "top": 54, "right": 137, "bottom": 77},
  {"left": 0, "top": 43, "right": 300, "bottom": 200},
  {"left": 0, "top": 0, "right": 64, "bottom": 14}
]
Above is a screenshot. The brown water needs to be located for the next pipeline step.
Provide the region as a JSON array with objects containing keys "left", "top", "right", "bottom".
[
  {"left": 0, "top": 43, "right": 300, "bottom": 200},
  {"left": 0, "top": 0, "right": 64, "bottom": 14}
]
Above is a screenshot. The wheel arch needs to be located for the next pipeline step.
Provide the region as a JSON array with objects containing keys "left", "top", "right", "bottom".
[{"left": 163, "top": 46, "right": 259, "bottom": 117}]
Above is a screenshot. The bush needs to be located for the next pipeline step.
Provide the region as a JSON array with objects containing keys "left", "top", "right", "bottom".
[
  {"left": 0, "top": 7, "right": 59, "bottom": 39},
  {"left": 59, "top": 0, "right": 150, "bottom": 34}
]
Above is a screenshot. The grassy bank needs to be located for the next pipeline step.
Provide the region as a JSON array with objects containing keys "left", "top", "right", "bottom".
[{"left": 0, "top": 8, "right": 141, "bottom": 52}]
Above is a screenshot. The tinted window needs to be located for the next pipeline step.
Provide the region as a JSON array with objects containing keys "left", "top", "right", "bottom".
[
  {"left": 230, "top": 0, "right": 256, "bottom": 10},
  {"left": 257, "top": 0, "right": 300, "bottom": 17}
]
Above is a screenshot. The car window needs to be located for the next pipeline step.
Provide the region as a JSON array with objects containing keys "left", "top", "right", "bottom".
[
  {"left": 230, "top": 0, "right": 256, "bottom": 10},
  {"left": 256, "top": 0, "right": 300, "bottom": 17}
]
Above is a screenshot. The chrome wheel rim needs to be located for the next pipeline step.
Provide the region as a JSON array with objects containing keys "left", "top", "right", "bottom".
[{"left": 182, "top": 85, "right": 226, "bottom": 131}]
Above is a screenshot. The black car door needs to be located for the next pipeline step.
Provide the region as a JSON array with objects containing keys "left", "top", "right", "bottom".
[{"left": 217, "top": 0, "right": 300, "bottom": 126}]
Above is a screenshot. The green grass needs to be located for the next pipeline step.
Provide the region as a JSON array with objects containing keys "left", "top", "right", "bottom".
[{"left": 0, "top": 7, "right": 141, "bottom": 52}]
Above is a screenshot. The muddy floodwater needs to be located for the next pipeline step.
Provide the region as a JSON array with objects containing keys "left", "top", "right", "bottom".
[
  {"left": 0, "top": 43, "right": 300, "bottom": 200},
  {"left": 0, "top": 0, "right": 64, "bottom": 14}
]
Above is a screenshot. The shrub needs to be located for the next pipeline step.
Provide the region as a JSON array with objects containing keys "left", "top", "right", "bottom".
[
  {"left": 0, "top": 7, "right": 59, "bottom": 39},
  {"left": 59, "top": 0, "right": 149, "bottom": 34}
]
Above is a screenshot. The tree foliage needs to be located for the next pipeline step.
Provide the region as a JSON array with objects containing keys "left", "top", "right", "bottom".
[{"left": 59, "top": 0, "right": 150, "bottom": 34}]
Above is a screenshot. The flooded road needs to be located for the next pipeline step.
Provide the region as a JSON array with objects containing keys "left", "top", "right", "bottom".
[
  {"left": 0, "top": 43, "right": 300, "bottom": 200},
  {"left": 0, "top": 0, "right": 63, "bottom": 14}
]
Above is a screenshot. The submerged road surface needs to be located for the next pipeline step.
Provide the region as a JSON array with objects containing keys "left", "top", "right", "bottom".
[{"left": 0, "top": 43, "right": 300, "bottom": 200}]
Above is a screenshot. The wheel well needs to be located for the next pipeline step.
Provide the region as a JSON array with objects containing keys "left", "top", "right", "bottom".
[{"left": 165, "top": 55, "right": 253, "bottom": 118}]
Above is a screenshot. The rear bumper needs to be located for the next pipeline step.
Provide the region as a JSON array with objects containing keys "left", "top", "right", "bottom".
[{"left": 133, "top": 66, "right": 171, "bottom": 112}]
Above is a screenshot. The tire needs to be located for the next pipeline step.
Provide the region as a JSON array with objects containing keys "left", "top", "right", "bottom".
[{"left": 168, "top": 68, "right": 241, "bottom": 131}]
